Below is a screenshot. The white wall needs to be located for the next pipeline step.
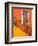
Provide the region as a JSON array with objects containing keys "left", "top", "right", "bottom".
[
  {"left": 37, "top": 5, "right": 38, "bottom": 42},
  {"left": 0, "top": 0, "right": 38, "bottom": 46}
]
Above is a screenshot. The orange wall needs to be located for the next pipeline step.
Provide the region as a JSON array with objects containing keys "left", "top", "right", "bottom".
[{"left": 13, "top": 8, "right": 32, "bottom": 25}]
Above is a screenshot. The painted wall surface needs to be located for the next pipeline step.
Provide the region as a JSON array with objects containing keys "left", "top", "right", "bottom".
[
  {"left": 0, "top": 0, "right": 38, "bottom": 46},
  {"left": 37, "top": 4, "right": 38, "bottom": 42}
]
